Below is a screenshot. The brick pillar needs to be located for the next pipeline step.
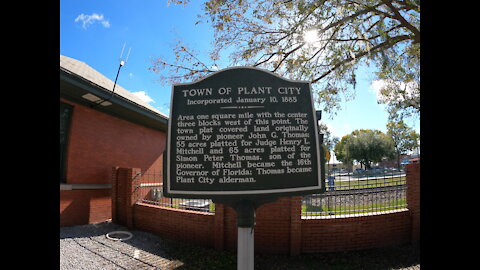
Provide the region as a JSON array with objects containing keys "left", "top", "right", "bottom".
[
  {"left": 126, "top": 168, "right": 141, "bottom": 229},
  {"left": 406, "top": 163, "right": 420, "bottom": 244},
  {"left": 111, "top": 166, "right": 119, "bottom": 223},
  {"left": 214, "top": 203, "right": 225, "bottom": 251},
  {"left": 289, "top": 196, "right": 302, "bottom": 256},
  {"left": 111, "top": 167, "right": 141, "bottom": 229}
]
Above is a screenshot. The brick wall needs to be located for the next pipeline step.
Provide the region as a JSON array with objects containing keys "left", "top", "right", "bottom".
[
  {"left": 134, "top": 203, "right": 216, "bottom": 248},
  {"left": 61, "top": 98, "right": 166, "bottom": 185},
  {"left": 406, "top": 163, "right": 420, "bottom": 243},
  {"left": 60, "top": 98, "right": 166, "bottom": 227},
  {"left": 253, "top": 198, "right": 295, "bottom": 254},
  {"left": 60, "top": 189, "right": 111, "bottom": 227},
  {"left": 116, "top": 163, "right": 420, "bottom": 254},
  {"left": 301, "top": 210, "right": 411, "bottom": 253},
  {"left": 221, "top": 198, "right": 296, "bottom": 254}
]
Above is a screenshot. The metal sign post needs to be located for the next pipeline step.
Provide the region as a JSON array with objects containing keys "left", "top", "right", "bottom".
[
  {"left": 214, "top": 198, "right": 277, "bottom": 270},
  {"left": 236, "top": 200, "right": 255, "bottom": 270},
  {"left": 237, "top": 226, "right": 254, "bottom": 270}
]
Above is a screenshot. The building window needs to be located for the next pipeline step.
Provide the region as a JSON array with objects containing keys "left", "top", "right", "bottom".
[{"left": 60, "top": 102, "right": 73, "bottom": 183}]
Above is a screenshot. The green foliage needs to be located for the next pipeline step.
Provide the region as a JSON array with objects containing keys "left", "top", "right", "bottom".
[
  {"left": 334, "top": 129, "right": 395, "bottom": 169},
  {"left": 152, "top": 0, "right": 420, "bottom": 118},
  {"left": 302, "top": 198, "right": 407, "bottom": 216},
  {"left": 375, "top": 42, "right": 420, "bottom": 121},
  {"left": 386, "top": 119, "right": 420, "bottom": 167},
  {"left": 387, "top": 120, "right": 419, "bottom": 154}
]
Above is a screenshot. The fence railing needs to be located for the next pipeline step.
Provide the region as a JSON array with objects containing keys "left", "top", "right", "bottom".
[
  {"left": 132, "top": 167, "right": 407, "bottom": 217},
  {"left": 302, "top": 167, "right": 407, "bottom": 218},
  {"left": 133, "top": 171, "right": 215, "bottom": 213}
]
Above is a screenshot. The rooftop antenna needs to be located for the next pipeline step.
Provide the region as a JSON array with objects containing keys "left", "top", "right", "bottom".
[
  {"left": 119, "top": 42, "right": 131, "bottom": 66},
  {"left": 91, "top": 42, "right": 131, "bottom": 108}
]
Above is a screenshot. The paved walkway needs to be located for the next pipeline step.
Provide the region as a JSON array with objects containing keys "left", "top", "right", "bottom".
[{"left": 60, "top": 221, "right": 181, "bottom": 269}]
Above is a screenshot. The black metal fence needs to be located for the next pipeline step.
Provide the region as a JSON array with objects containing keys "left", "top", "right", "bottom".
[
  {"left": 132, "top": 167, "right": 407, "bottom": 217},
  {"left": 302, "top": 167, "right": 407, "bottom": 218},
  {"left": 133, "top": 171, "right": 215, "bottom": 213}
]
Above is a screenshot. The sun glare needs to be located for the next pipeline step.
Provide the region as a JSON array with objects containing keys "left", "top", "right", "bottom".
[{"left": 303, "top": 29, "right": 318, "bottom": 43}]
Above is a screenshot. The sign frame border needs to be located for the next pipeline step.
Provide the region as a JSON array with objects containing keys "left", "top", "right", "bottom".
[{"left": 164, "top": 66, "right": 324, "bottom": 198}]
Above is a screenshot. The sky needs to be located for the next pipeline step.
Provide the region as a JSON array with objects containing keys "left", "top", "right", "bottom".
[{"left": 60, "top": 0, "right": 420, "bottom": 159}]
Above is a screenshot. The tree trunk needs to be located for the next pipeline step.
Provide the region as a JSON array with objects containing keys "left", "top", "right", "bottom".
[
  {"left": 365, "top": 161, "right": 371, "bottom": 170},
  {"left": 396, "top": 152, "right": 401, "bottom": 169}
]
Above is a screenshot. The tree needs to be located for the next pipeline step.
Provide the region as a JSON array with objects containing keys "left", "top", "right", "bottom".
[
  {"left": 374, "top": 38, "right": 419, "bottom": 121},
  {"left": 386, "top": 120, "right": 419, "bottom": 168},
  {"left": 334, "top": 129, "right": 395, "bottom": 169},
  {"left": 154, "top": 0, "right": 420, "bottom": 117},
  {"left": 334, "top": 134, "right": 354, "bottom": 168}
]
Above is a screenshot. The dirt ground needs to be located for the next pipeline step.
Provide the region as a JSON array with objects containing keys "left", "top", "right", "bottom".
[{"left": 60, "top": 221, "right": 420, "bottom": 270}]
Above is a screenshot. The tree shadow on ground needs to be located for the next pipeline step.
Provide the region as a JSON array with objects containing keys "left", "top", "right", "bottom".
[{"left": 61, "top": 221, "right": 419, "bottom": 270}]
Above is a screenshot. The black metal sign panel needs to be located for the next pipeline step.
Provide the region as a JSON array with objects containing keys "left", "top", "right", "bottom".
[{"left": 164, "top": 67, "right": 323, "bottom": 199}]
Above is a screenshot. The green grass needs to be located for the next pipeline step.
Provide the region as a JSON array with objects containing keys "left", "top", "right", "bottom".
[
  {"left": 209, "top": 203, "right": 216, "bottom": 212},
  {"left": 312, "top": 175, "right": 407, "bottom": 216},
  {"left": 167, "top": 203, "right": 216, "bottom": 213},
  {"left": 327, "top": 176, "right": 406, "bottom": 190},
  {"left": 157, "top": 176, "right": 406, "bottom": 216},
  {"left": 302, "top": 198, "right": 407, "bottom": 216}
]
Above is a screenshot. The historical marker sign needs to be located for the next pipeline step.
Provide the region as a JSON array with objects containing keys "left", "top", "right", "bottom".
[{"left": 164, "top": 67, "right": 324, "bottom": 199}]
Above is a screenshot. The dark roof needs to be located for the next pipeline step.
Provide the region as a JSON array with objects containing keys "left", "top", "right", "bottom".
[
  {"left": 60, "top": 55, "right": 168, "bottom": 119},
  {"left": 60, "top": 55, "right": 168, "bottom": 131}
]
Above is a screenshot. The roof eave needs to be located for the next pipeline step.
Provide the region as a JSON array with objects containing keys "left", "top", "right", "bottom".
[{"left": 60, "top": 68, "right": 169, "bottom": 132}]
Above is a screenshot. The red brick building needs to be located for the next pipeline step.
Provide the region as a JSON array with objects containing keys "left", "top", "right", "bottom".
[{"left": 60, "top": 55, "right": 168, "bottom": 226}]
